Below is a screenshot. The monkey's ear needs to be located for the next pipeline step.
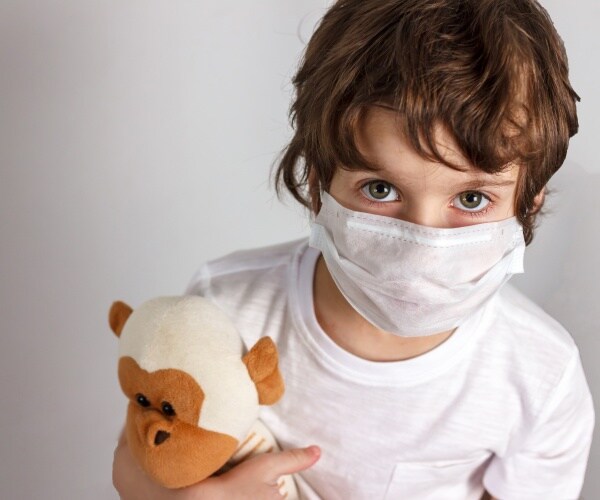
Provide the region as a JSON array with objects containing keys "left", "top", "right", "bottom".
[
  {"left": 242, "top": 337, "right": 284, "bottom": 405},
  {"left": 109, "top": 301, "right": 133, "bottom": 337}
]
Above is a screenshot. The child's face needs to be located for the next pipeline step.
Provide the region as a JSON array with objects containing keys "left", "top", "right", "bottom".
[{"left": 327, "top": 106, "right": 519, "bottom": 228}]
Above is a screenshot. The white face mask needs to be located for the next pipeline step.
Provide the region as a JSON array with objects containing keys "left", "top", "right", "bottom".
[{"left": 309, "top": 191, "right": 526, "bottom": 337}]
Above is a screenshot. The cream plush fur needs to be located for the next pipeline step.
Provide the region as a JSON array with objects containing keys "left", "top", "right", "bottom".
[{"left": 118, "top": 296, "right": 259, "bottom": 442}]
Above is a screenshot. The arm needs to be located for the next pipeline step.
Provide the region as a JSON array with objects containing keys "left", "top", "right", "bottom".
[
  {"left": 482, "top": 350, "right": 594, "bottom": 499},
  {"left": 112, "top": 425, "right": 321, "bottom": 500}
]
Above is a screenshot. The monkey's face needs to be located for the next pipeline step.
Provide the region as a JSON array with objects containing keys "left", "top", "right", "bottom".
[{"left": 118, "top": 357, "right": 238, "bottom": 488}]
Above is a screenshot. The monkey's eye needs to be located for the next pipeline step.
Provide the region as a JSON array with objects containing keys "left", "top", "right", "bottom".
[
  {"left": 135, "top": 393, "right": 151, "bottom": 408},
  {"left": 161, "top": 401, "right": 176, "bottom": 416}
]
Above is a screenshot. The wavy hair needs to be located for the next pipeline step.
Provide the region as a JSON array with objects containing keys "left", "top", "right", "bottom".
[{"left": 273, "top": 0, "right": 579, "bottom": 244}]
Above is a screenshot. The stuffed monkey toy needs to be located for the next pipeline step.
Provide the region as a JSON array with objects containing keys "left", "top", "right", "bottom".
[{"left": 109, "top": 295, "right": 298, "bottom": 497}]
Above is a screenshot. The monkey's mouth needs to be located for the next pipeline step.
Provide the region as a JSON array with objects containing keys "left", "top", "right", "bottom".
[
  {"left": 126, "top": 408, "right": 240, "bottom": 488},
  {"left": 153, "top": 429, "right": 171, "bottom": 446},
  {"left": 141, "top": 419, "right": 175, "bottom": 449},
  {"left": 129, "top": 406, "right": 176, "bottom": 450}
]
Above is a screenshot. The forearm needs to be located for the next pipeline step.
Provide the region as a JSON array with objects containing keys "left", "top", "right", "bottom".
[{"left": 112, "top": 425, "right": 319, "bottom": 500}]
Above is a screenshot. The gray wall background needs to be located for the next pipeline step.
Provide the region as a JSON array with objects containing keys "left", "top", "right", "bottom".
[{"left": 0, "top": 1, "right": 597, "bottom": 498}]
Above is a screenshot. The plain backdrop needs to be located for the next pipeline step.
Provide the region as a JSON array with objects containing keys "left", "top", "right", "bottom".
[{"left": 0, "top": 1, "right": 597, "bottom": 498}]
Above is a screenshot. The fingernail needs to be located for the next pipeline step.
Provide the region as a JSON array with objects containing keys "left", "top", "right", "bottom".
[{"left": 306, "top": 445, "right": 321, "bottom": 458}]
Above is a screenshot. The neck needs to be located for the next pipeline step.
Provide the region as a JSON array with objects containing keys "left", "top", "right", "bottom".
[{"left": 312, "top": 255, "right": 455, "bottom": 362}]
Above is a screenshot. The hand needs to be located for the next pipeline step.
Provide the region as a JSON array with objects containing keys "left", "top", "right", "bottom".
[
  {"left": 206, "top": 445, "right": 321, "bottom": 499},
  {"left": 112, "top": 426, "right": 321, "bottom": 500},
  {"left": 112, "top": 428, "right": 192, "bottom": 500}
]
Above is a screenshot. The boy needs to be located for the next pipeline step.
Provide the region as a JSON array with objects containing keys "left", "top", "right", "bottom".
[{"left": 113, "top": 0, "right": 595, "bottom": 498}]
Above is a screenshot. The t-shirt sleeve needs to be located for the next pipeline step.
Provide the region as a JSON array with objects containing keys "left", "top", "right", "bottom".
[
  {"left": 184, "top": 262, "right": 212, "bottom": 297},
  {"left": 483, "top": 348, "right": 595, "bottom": 500}
]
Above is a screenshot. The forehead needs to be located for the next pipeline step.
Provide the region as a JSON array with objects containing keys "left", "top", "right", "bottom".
[{"left": 350, "top": 106, "right": 519, "bottom": 188}]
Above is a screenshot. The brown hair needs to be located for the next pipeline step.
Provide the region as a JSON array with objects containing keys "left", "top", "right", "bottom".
[{"left": 273, "top": 0, "right": 579, "bottom": 244}]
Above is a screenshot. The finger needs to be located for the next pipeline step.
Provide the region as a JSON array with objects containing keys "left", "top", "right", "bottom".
[{"left": 258, "top": 446, "right": 321, "bottom": 481}]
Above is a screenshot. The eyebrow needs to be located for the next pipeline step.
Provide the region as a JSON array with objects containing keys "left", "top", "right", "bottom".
[
  {"left": 364, "top": 164, "right": 517, "bottom": 189},
  {"left": 455, "top": 178, "right": 517, "bottom": 189}
]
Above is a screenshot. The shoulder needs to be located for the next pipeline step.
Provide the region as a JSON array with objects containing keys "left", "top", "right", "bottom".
[
  {"left": 482, "top": 284, "right": 584, "bottom": 418},
  {"left": 184, "top": 237, "right": 309, "bottom": 347},
  {"left": 493, "top": 284, "right": 577, "bottom": 359},
  {"left": 185, "top": 237, "right": 308, "bottom": 296}
]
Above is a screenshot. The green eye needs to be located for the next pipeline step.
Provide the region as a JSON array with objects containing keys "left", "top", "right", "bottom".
[
  {"left": 362, "top": 181, "right": 397, "bottom": 202},
  {"left": 455, "top": 191, "right": 490, "bottom": 212}
]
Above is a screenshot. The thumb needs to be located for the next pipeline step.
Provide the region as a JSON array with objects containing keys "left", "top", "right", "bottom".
[{"left": 258, "top": 446, "right": 321, "bottom": 482}]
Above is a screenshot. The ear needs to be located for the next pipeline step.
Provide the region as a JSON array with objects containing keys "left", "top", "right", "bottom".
[
  {"left": 532, "top": 188, "right": 546, "bottom": 212},
  {"left": 109, "top": 300, "right": 133, "bottom": 337},
  {"left": 242, "top": 337, "right": 284, "bottom": 405}
]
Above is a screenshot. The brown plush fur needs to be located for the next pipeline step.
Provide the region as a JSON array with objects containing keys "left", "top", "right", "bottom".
[
  {"left": 119, "top": 356, "right": 238, "bottom": 488},
  {"left": 242, "top": 337, "right": 285, "bottom": 405},
  {"left": 118, "top": 357, "right": 205, "bottom": 426},
  {"left": 109, "top": 301, "right": 133, "bottom": 337}
]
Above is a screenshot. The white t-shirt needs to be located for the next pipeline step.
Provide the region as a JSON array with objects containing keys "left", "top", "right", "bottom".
[{"left": 185, "top": 238, "right": 595, "bottom": 500}]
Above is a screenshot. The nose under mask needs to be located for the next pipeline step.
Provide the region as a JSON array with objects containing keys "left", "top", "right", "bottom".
[{"left": 309, "top": 191, "right": 526, "bottom": 337}]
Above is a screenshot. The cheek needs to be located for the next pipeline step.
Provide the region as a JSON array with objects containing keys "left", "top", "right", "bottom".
[
  {"left": 327, "top": 173, "right": 346, "bottom": 199},
  {"left": 328, "top": 173, "right": 372, "bottom": 212},
  {"left": 325, "top": 185, "right": 353, "bottom": 211},
  {"left": 489, "top": 190, "right": 518, "bottom": 221},
  {"left": 499, "top": 198, "right": 517, "bottom": 218},
  {"left": 125, "top": 402, "right": 142, "bottom": 447}
]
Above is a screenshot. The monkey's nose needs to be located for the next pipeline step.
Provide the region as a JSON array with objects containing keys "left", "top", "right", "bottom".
[{"left": 154, "top": 430, "right": 171, "bottom": 446}]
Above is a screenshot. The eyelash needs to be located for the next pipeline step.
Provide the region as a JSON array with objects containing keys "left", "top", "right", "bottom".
[
  {"left": 358, "top": 181, "right": 495, "bottom": 218},
  {"left": 461, "top": 201, "right": 494, "bottom": 218},
  {"left": 364, "top": 198, "right": 393, "bottom": 209}
]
